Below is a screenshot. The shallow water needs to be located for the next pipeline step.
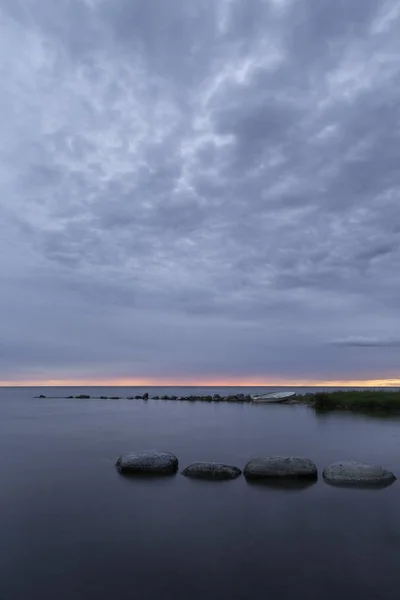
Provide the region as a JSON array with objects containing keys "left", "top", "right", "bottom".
[{"left": 1, "top": 387, "right": 400, "bottom": 599}]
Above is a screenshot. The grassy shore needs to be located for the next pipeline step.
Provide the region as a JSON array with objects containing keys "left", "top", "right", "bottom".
[{"left": 309, "top": 390, "right": 400, "bottom": 410}]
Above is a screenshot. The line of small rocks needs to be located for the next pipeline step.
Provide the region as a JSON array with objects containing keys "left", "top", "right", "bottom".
[
  {"left": 115, "top": 451, "right": 397, "bottom": 487},
  {"left": 35, "top": 393, "right": 256, "bottom": 402}
]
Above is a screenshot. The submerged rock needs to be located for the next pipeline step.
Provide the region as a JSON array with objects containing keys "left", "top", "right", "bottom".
[
  {"left": 75, "top": 395, "right": 90, "bottom": 399},
  {"left": 182, "top": 462, "right": 242, "bottom": 480},
  {"left": 323, "top": 461, "right": 396, "bottom": 487},
  {"left": 244, "top": 456, "right": 318, "bottom": 480},
  {"left": 116, "top": 451, "right": 179, "bottom": 475}
]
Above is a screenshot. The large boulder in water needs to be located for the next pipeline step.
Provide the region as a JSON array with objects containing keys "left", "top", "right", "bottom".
[
  {"left": 323, "top": 461, "right": 396, "bottom": 487},
  {"left": 244, "top": 456, "right": 318, "bottom": 480},
  {"left": 116, "top": 451, "right": 178, "bottom": 475},
  {"left": 182, "top": 462, "right": 241, "bottom": 480}
]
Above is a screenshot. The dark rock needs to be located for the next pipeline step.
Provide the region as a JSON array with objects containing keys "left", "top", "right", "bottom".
[
  {"left": 182, "top": 462, "right": 241, "bottom": 480},
  {"left": 236, "top": 393, "right": 244, "bottom": 398},
  {"left": 110, "top": 397, "right": 120, "bottom": 400},
  {"left": 161, "top": 395, "right": 170, "bottom": 400},
  {"left": 143, "top": 393, "right": 149, "bottom": 400},
  {"left": 75, "top": 395, "right": 91, "bottom": 399},
  {"left": 127, "top": 397, "right": 134, "bottom": 400},
  {"left": 100, "top": 396, "right": 108, "bottom": 399},
  {"left": 213, "top": 394, "right": 221, "bottom": 399},
  {"left": 134, "top": 395, "right": 142, "bottom": 399},
  {"left": 170, "top": 395, "right": 178, "bottom": 400},
  {"left": 152, "top": 396, "right": 160, "bottom": 400},
  {"left": 116, "top": 451, "right": 179, "bottom": 475},
  {"left": 323, "top": 461, "right": 396, "bottom": 487},
  {"left": 244, "top": 457, "right": 318, "bottom": 480},
  {"left": 38, "top": 395, "right": 46, "bottom": 398}
]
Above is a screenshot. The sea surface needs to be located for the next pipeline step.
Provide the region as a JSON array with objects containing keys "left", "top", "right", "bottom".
[{"left": 1, "top": 386, "right": 400, "bottom": 599}]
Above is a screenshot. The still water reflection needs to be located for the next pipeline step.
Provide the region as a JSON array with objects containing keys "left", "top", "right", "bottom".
[{"left": 0, "top": 387, "right": 400, "bottom": 599}]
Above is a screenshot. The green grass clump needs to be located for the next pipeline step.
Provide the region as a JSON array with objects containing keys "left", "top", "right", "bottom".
[{"left": 312, "top": 390, "right": 400, "bottom": 409}]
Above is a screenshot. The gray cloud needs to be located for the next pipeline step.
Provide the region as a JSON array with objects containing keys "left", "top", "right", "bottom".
[
  {"left": 1, "top": 0, "right": 400, "bottom": 384},
  {"left": 332, "top": 337, "right": 400, "bottom": 348}
]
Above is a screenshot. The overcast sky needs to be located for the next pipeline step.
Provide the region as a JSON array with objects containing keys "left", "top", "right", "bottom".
[{"left": 1, "top": 0, "right": 400, "bottom": 386}]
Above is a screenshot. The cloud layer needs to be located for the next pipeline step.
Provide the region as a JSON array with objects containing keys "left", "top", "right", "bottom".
[{"left": 1, "top": 0, "right": 400, "bottom": 384}]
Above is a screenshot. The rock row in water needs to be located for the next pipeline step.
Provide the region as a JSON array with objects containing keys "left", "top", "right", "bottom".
[
  {"left": 115, "top": 453, "right": 396, "bottom": 487},
  {"left": 35, "top": 393, "right": 256, "bottom": 401}
]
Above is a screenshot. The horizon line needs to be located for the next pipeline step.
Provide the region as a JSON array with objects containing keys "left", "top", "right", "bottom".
[{"left": 1, "top": 377, "right": 400, "bottom": 387}]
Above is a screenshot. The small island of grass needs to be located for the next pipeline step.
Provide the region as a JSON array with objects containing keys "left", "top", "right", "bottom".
[{"left": 308, "top": 390, "right": 400, "bottom": 410}]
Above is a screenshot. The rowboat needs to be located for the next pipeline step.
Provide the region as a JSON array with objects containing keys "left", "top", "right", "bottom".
[{"left": 252, "top": 391, "right": 295, "bottom": 404}]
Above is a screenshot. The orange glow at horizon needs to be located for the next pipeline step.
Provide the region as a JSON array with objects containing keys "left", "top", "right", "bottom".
[{"left": 2, "top": 376, "right": 400, "bottom": 387}]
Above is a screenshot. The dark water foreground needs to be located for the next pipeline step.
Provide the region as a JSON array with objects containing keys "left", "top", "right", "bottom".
[{"left": 1, "top": 387, "right": 400, "bottom": 599}]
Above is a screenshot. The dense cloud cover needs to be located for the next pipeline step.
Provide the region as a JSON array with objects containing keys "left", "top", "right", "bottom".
[{"left": 1, "top": 0, "right": 400, "bottom": 384}]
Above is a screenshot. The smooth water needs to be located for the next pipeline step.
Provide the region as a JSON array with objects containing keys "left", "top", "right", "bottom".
[{"left": 1, "top": 387, "right": 400, "bottom": 599}]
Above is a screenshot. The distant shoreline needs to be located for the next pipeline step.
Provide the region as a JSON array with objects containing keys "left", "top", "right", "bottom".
[{"left": 33, "top": 390, "right": 400, "bottom": 411}]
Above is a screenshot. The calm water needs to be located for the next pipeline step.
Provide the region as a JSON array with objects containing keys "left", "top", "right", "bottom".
[{"left": 1, "top": 386, "right": 400, "bottom": 600}]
